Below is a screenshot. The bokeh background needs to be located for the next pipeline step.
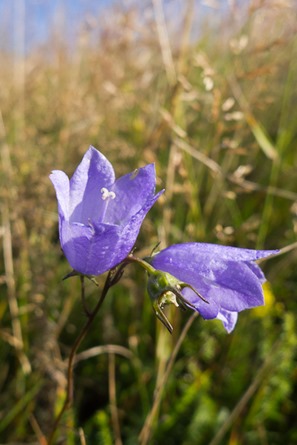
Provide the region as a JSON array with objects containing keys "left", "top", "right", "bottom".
[{"left": 1, "top": 0, "right": 297, "bottom": 443}]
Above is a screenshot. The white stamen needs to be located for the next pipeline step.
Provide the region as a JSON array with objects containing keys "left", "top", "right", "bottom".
[{"left": 101, "top": 187, "right": 116, "bottom": 201}]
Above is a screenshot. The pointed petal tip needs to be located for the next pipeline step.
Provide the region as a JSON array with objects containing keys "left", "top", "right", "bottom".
[
  {"left": 84, "top": 145, "right": 111, "bottom": 166},
  {"left": 153, "top": 188, "right": 165, "bottom": 201},
  {"left": 87, "top": 145, "right": 101, "bottom": 156},
  {"left": 256, "top": 249, "right": 280, "bottom": 260},
  {"left": 49, "top": 169, "right": 62, "bottom": 179},
  {"left": 217, "top": 310, "right": 238, "bottom": 333}
]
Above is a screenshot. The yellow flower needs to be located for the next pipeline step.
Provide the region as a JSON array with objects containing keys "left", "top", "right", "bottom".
[{"left": 253, "top": 282, "right": 275, "bottom": 317}]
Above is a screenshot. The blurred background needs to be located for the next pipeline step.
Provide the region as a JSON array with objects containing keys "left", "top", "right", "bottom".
[{"left": 1, "top": 0, "right": 297, "bottom": 443}]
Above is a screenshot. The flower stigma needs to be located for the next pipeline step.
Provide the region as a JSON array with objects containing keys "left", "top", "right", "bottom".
[{"left": 101, "top": 187, "right": 116, "bottom": 201}]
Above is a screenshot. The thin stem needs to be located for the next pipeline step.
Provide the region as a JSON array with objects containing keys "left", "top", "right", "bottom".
[
  {"left": 152, "top": 0, "right": 176, "bottom": 86},
  {"left": 78, "top": 428, "right": 87, "bottom": 445},
  {"left": 139, "top": 311, "right": 199, "bottom": 445},
  {"left": 123, "top": 254, "right": 156, "bottom": 274},
  {"left": 29, "top": 415, "right": 47, "bottom": 445},
  {"left": 47, "top": 270, "right": 113, "bottom": 445},
  {"left": 108, "top": 353, "right": 123, "bottom": 445}
]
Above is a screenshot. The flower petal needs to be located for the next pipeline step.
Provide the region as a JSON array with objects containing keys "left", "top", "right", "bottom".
[
  {"left": 245, "top": 261, "right": 266, "bottom": 283},
  {"left": 155, "top": 243, "right": 277, "bottom": 262},
  {"left": 182, "top": 286, "right": 220, "bottom": 319},
  {"left": 209, "top": 261, "right": 264, "bottom": 311},
  {"left": 150, "top": 243, "right": 276, "bottom": 321},
  {"left": 112, "top": 189, "right": 164, "bottom": 262},
  {"left": 177, "top": 263, "right": 263, "bottom": 318},
  {"left": 50, "top": 170, "right": 70, "bottom": 219},
  {"left": 69, "top": 146, "right": 115, "bottom": 224},
  {"left": 60, "top": 218, "right": 123, "bottom": 275},
  {"left": 51, "top": 146, "right": 164, "bottom": 275},
  {"left": 59, "top": 189, "right": 163, "bottom": 275},
  {"left": 216, "top": 309, "right": 238, "bottom": 333},
  {"left": 104, "top": 164, "right": 160, "bottom": 225}
]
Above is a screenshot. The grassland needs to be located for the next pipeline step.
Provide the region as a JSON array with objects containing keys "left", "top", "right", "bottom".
[{"left": 1, "top": 1, "right": 297, "bottom": 444}]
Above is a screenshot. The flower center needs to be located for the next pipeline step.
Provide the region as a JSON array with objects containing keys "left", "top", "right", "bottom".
[{"left": 101, "top": 187, "right": 116, "bottom": 201}]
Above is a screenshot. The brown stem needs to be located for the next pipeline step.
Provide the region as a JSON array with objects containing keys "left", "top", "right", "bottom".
[{"left": 47, "top": 270, "right": 113, "bottom": 445}]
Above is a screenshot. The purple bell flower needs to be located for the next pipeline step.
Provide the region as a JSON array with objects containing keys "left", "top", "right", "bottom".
[
  {"left": 50, "top": 146, "right": 163, "bottom": 276},
  {"left": 148, "top": 243, "right": 278, "bottom": 332}
]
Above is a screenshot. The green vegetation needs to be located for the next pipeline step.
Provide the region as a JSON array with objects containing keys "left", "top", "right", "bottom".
[{"left": 0, "top": 1, "right": 297, "bottom": 444}]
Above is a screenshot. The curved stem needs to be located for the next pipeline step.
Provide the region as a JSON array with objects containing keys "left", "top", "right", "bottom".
[
  {"left": 122, "top": 254, "right": 156, "bottom": 274},
  {"left": 47, "top": 270, "right": 113, "bottom": 445}
]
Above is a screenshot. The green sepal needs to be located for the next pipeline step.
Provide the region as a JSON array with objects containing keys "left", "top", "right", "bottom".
[{"left": 146, "top": 268, "right": 208, "bottom": 333}]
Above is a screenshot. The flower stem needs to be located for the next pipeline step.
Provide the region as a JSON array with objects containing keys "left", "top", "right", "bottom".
[
  {"left": 123, "top": 254, "right": 156, "bottom": 274},
  {"left": 47, "top": 270, "right": 114, "bottom": 445}
]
